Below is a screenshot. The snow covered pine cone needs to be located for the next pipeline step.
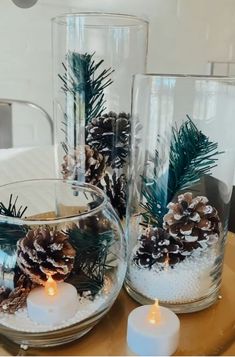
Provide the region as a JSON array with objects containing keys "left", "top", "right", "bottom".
[
  {"left": 163, "top": 192, "right": 220, "bottom": 254},
  {"left": 133, "top": 227, "right": 185, "bottom": 268},
  {"left": 134, "top": 193, "right": 220, "bottom": 269},
  {"left": 86, "top": 111, "right": 131, "bottom": 169},
  {"left": 61, "top": 145, "right": 106, "bottom": 184},
  {"left": 17, "top": 228, "right": 76, "bottom": 285}
]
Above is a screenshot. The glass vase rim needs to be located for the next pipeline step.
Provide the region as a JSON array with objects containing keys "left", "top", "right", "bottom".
[
  {"left": 0, "top": 178, "right": 110, "bottom": 225},
  {"left": 51, "top": 12, "right": 148, "bottom": 26},
  {"left": 134, "top": 73, "right": 235, "bottom": 81}
]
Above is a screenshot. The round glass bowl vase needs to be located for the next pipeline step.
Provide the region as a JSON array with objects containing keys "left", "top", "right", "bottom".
[
  {"left": 0, "top": 179, "right": 126, "bottom": 347},
  {"left": 125, "top": 74, "right": 235, "bottom": 313},
  {"left": 52, "top": 13, "right": 148, "bottom": 220}
]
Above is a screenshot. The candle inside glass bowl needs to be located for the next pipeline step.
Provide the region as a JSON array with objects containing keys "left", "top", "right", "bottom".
[
  {"left": 127, "top": 299, "right": 180, "bottom": 356},
  {"left": 27, "top": 275, "right": 79, "bottom": 326}
]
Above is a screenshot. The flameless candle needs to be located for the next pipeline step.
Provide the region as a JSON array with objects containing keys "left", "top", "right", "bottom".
[
  {"left": 27, "top": 276, "right": 78, "bottom": 326},
  {"left": 127, "top": 300, "right": 180, "bottom": 356}
]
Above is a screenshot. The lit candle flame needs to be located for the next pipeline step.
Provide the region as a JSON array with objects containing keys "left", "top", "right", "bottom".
[
  {"left": 45, "top": 275, "right": 58, "bottom": 296},
  {"left": 148, "top": 299, "right": 161, "bottom": 324}
]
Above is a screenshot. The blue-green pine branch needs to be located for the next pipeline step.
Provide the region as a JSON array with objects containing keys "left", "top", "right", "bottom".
[{"left": 141, "top": 116, "right": 223, "bottom": 226}]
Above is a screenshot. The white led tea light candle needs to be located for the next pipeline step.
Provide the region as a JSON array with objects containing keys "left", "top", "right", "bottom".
[
  {"left": 27, "top": 276, "right": 78, "bottom": 326},
  {"left": 127, "top": 299, "right": 180, "bottom": 356}
]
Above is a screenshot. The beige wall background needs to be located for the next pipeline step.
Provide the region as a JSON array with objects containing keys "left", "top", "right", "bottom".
[{"left": 0, "top": 0, "right": 235, "bottom": 118}]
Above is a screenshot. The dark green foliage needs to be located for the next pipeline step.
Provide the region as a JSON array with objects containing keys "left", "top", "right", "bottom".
[
  {"left": 168, "top": 116, "right": 222, "bottom": 197},
  {"left": 141, "top": 116, "right": 223, "bottom": 226},
  {"left": 0, "top": 194, "right": 27, "bottom": 218},
  {"left": 140, "top": 173, "right": 168, "bottom": 226},
  {"left": 59, "top": 52, "right": 114, "bottom": 152},
  {"left": 0, "top": 195, "right": 27, "bottom": 245},
  {"left": 66, "top": 224, "right": 114, "bottom": 295}
]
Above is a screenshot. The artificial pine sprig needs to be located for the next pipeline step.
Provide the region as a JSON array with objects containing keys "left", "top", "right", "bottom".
[
  {"left": 140, "top": 174, "right": 168, "bottom": 226},
  {"left": 0, "top": 194, "right": 27, "bottom": 218},
  {"left": 66, "top": 224, "right": 114, "bottom": 295},
  {"left": 168, "top": 115, "right": 222, "bottom": 196},
  {"left": 0, "top": 195, "right": 28, "bottom": 244},
  {"left": 141, "top": 116, "right": 223, "bottom": 226},
  {"left": 59, "top": 52, "right": 114, "bottom": 129}
]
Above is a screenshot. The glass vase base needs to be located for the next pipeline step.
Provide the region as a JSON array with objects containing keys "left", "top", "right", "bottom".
[
  {"left": 124, "top": 281, "right": 220, "bottom": 313},
  {"left": 0, "top": 306, "right": 110, "bottom": 347}
]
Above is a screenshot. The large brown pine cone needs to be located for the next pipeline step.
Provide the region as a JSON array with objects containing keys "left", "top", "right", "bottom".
[
  {"left": 134, "top": 227, "right": 185, "bottom": 268},
  {"left": 61, "top": 145, "right": 106, "bottom": 184},
  {"left": 86, "top": 111, "right": 131, "bottom": 168},
  {"left": 163, "top": 192, "right": 220, "bottom": 251},
  {"left": 17, "top": 228, "right": 76, "bottom": 285}
]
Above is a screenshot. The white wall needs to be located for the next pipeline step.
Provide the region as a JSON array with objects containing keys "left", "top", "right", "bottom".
[{"left": 1, "top": 0, "right": 235, "bottom": 118}]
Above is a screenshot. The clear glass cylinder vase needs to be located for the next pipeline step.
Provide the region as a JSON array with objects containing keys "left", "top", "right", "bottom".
[
  {"left": 52, "top": 13, "right": 148, "bottom": 220},
  {"left": 125, "top": 74, "right": 235, "bottom": 313}
]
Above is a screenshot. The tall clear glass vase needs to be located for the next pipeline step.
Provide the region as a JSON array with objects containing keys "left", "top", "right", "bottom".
[
  {"left": 52, "top": 13, "right": 148, "bottom": 220},
  {"left": 125, "top": 74, "right": 235, "bottom": 313}
]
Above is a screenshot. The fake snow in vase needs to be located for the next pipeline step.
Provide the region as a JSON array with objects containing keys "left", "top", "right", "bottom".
[
  {"left": 127, "top": 192, "right": 222, "bottom": 307},
  {"left": 129, "top": 246, "right": 217, "bottom": 303},
  {"left": 0, "top": 275, "right": 115, "bottom": 333}
]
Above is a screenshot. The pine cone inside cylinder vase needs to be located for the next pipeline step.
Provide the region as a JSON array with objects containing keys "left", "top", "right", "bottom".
[
  {"left": 61, "top": 145, "right": 106, "bottom": 185},
  {"left": 163, "top": 192, "right": 220, "bottom": 255},
  {"left": 99, "top": 172, "right": 127, "bottom": 219},
  {"left": 134, "top": 227, "right": 185, "bottom": 268},
  {"left": 17, "top": 228, "right": 76, "bottom": 285},
  {"left": 86, "top": 111, "right": 131, "bottom": 168}
]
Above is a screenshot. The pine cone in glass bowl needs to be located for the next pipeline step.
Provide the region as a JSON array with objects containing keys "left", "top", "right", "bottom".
[
  {"left": 17, "top": 228, "right": 76, "bottom": 285},
  {"left": 61, "top": 145, "right": 106, "bottom": 184},
  {"left": 86, "top": 111, "right": 131, "bottom": 168},
  {"left": 0, "top": 274, "right": 32, "bottom": 314},
  {"left": 133, "top": 227, "right": 185, "bottom": 268},
  {"left": 163, "top": 192, "right": 221, "bottom": 254}
]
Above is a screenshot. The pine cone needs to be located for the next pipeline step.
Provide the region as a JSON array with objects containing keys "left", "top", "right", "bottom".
[
  {"left": 17, "top": 228, "right": 76, "bottom": 285},
  {"left": 61, "top": 145, "right": 106, "bottom": 185},
  {"left": 163, "top": 192, "right": 220, "bottom": 253},
  {"left": 0, "top": 286, "right": 11, "bottom": 304},
  {"left": 99, "top": 172, "right": 127, "bottom": 219},
  {"left": 134, "top": 227, "right": 185, "bottom": 268},
  {"left": 86, "top": 111, "right": 131, "bottom": 168},
  {"left": 79, "top": 211, "right": 112, "bottom": 235},
  {"left": 0, "top": 274, "right": 32, "bottom": 314}
]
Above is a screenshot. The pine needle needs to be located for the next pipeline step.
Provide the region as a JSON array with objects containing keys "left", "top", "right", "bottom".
[
  {"left": 141, "top": 115, "right": 223, "bottom": 226},
  {"left": 59, "top": 51, "right": 114, "bottom": 152},
  {"left": 66, "top": 225, "right": 114, "bottom": 295},
  {"left": 0, "top": 195, "right": 28, "bottom": 245},
  {"left": 0, "top": 194, "right": 27, "bottom": 218}
]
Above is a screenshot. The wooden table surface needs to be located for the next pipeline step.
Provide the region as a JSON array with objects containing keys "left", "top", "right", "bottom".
[{"left": 1, "top": 233, "right": 235, "bottom": 356}]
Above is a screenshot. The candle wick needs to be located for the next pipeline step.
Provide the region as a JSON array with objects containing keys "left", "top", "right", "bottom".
[
  {"left": 165, "top": 253, "right": 169, "bottom": 272},
  {"left": 148, "top": 299, "right": 161, "bottom": 324},
  {"left": 45, "top": 275, "right": 58, "bottom": 296}
]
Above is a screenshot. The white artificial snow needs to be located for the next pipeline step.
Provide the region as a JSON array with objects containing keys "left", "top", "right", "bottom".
[
  {"left": 0, "top": 277, "right": 113, "bottom": 333},
  {"left": 129, "top": 250, "right": 216, "bottom": 303}
]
